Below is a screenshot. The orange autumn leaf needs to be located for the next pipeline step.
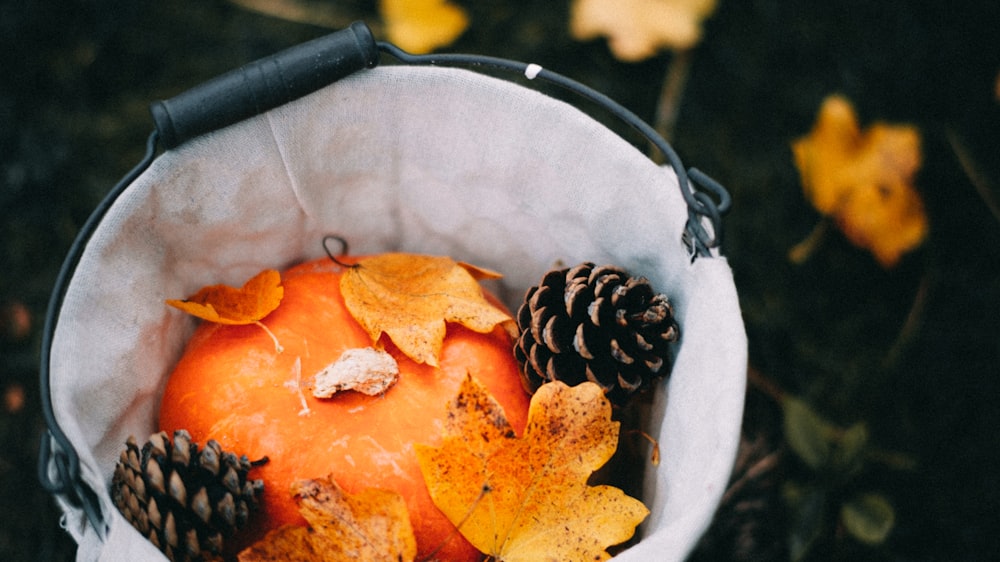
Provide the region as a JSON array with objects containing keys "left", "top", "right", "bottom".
[
  {"left": 166, "top": 269, "right": 283, "bottom": 325},
  {"left": 570, "top": 0, "right": 718, "bottom": 61},
  {"left": 379, "top": 0, "right": 468, "bottom": 54},
  {"left": 792, "top": 95, "right": 928, "bottom": 268},
  {"left": 238, "top": 476, "right": 417, "bottom": 562},
  {"left": 416, "top": 376, "right": 649, "bottom": 561},
  {"left": 166, "top": 269, "right": 285, "bottom": 352},
  {"left": 339, "top": 253, "right": 513, "bottom": 367}
]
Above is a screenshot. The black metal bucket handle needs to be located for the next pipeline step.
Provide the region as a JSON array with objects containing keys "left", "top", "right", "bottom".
[{"left": 38, "top": 20, "right": 731, "bottom": 538}]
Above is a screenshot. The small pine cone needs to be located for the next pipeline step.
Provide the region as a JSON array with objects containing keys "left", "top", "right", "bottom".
[
  {"left": 111, "top": 430, "right": 265, "bottom": 561},
  {"left": 514, "top": 262, "right": 680, "bottom": 406}
]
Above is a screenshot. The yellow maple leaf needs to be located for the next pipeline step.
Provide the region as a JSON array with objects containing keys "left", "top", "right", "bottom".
[
  {"left": 570, "top": 0, "right": 718, "bottom": 61},
  {"left": 339, "top": 253, "right": 513, "bottom": 367},
  {"left": 379, "top": 0, "right": 468, "bottom": 54},
  {"left": 791, "top": 95, "right": 928, "bottom": 268},
  {"left": 416, "top": 376, "right": 649, "bottom": 561},
  {"left": 238, "top": 476, "right": 417, "bottom": 562}
]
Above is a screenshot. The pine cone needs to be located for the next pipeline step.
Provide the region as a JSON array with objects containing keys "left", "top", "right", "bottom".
[
  {"left": 514, "top": 262, "right": 680, "bottom": 406},
  {"left": 111, "top": 430, "right": 265, "bottom": 561}
]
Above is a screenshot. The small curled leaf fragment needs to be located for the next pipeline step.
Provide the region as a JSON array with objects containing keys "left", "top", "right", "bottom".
[
  {"left": 166, "top": 269, "right": 285, "bottom": 352},
  {"left": 166, "top": 269, "right": 283, "bottom": 324},
  {"left": 312, "top": 347, "right": 400, "bottom": 397}
]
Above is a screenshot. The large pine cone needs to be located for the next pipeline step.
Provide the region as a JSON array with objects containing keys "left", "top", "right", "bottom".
[
  {"left": 514, "top": 262, "right": 680, "bottom": 406},
  {"left": 111, "top": 430, "right": 265, "bottom": 561}
]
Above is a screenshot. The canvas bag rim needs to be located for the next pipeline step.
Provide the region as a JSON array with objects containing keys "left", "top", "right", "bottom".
[{"left": 45, "top": 63, "right": 744, "bottom": 556}]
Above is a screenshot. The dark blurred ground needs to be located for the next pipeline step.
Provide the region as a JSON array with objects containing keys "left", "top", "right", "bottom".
[{"left": 2, "top": 1, "right": 998, "bottom": 560}]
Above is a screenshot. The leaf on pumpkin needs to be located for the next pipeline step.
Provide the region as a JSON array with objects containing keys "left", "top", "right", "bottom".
[
  {"left": 379, "top": 0, "right": 468, "bottom": 54},
  {"left": 339, "top": 253, "right": 513, "bottom": 366},
  {"left": 312, "top": 347, "right": 400, "bottom": 398},
  {"left": 791, "top": 95, "right": 928, "bottom": 268},
  {"left": 238, "top": 476, "right": 417, "bottom": 562},
  {"left": 570, "top": 0, "right": 718, "bottom": 61},
  {"left": 166, "top": 269, "right": 283, "bottom": 325},
  {"left": 166, "top": 269, "right": 284, "bottom": 352},
  {"left": 416, "top": 376, "right": 649, "bottom": 561}
]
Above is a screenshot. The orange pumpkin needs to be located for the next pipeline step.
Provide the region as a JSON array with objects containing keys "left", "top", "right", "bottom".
[{"left": 158, "top": 257, "right": 531, "bottom": 560}]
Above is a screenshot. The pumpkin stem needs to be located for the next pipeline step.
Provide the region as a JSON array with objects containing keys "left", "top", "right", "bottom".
[{"left": 322, "top": 234, "right": 356, "bottom": 269}]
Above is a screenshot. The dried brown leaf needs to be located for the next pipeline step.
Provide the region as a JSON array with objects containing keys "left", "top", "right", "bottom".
[{"left": 238, "top": 476, "right": 416, "bottom": 562}]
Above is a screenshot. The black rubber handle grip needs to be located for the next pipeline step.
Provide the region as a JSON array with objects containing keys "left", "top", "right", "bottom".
[{"left": 150, "top": 21, "right": 379, "bottom": 149}]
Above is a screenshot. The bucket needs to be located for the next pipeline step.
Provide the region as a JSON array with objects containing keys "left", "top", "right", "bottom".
[{"left": 39, "top": 22, "right": 746, "bottom": 561}]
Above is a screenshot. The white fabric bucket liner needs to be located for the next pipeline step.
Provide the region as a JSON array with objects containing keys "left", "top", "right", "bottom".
[{"left": 49, "top": 65, "right": 747, "bottom": 561}]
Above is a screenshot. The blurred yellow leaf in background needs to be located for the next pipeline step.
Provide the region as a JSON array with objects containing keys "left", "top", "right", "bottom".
[
  {"left": 570, "top": 0, "right": 718, "bottom": 61},
  {"left": 379, "top": 0, "right": 468, "bottom": 54},
  {"left": 792, "top": 96, "right": 928, "bottom": 268}
]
